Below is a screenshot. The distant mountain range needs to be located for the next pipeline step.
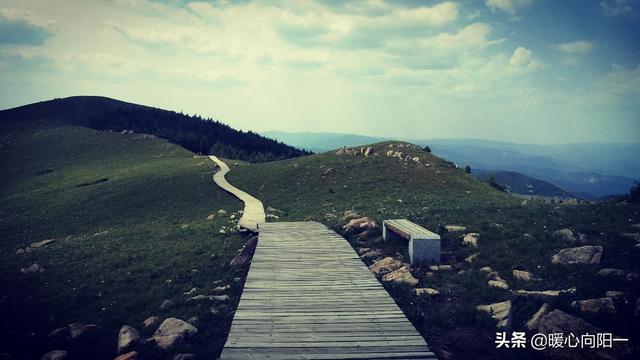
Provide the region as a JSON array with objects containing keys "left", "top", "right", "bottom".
[{"left": 262, "top": 130, "right": 639, "bottom": 199}]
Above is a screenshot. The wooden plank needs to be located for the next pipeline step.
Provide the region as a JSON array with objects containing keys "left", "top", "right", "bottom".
[{"left": 220, "top": 221, "right": 433, "bottom": 359}]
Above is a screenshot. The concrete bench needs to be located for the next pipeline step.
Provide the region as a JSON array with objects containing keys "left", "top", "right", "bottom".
[{"left": 383, "top": 219, "right": 441, "bottom": 265}]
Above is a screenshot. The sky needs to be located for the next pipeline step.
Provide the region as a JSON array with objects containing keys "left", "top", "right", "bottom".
[{"left": 0, "top": 0, "right": 639, "bottom": 144}]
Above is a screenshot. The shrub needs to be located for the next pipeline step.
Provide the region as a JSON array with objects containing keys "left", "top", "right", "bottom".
[
  {"left": 628, "top": 181, "right": 640, "bottom": 203},
  {"left": 464, "top": 165, "right": 471, "bottom": 174},
  {"left": 423, "top": 145, "right": 431, "bottom": 153}
]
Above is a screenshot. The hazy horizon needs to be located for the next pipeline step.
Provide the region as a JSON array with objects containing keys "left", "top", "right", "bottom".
[{"left": 1, "top": 0, "right": 639, "bottom": 144}]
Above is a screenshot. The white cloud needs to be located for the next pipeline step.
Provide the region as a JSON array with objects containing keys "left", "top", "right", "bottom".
[
  {"left": 510, "top": 46, "right": 533, "bottom": 66},
  {"left": 0, "top": 8, "right": 57, "bottom": 29},
  {"left": 555, "top": 40, "right": 594, "bottom": 55},
  {"left": 600, "top": 0, "right": 635, "bottom": 18},
  {"left": 486, "top": 0, "right": 533, "bottom": 15}
]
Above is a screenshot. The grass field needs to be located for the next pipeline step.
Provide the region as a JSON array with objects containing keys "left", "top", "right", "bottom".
[
  {"left": 0, "top": 125, "right": 250, "bottom": 359},
  {"left": 228, "top": 142, "right": 640, "bottom": 359}
]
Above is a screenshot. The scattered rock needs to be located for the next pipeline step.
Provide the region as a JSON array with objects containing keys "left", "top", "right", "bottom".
[
  {"left": 68, "top": 323, "right": 99, "bottom": 340},
  {"left": 369, "top": 257, "right": 403, "bottom": 276},
  {"left": 20, "top": 263, "right": 45, "bottom": 274},
  {"left": 27, "top": 239, "right": 56, "bottom": 251},
  {"left": 462, "top": 233, "right": 480, "bottom": 247},
  {"left": 343, "top": 217, "right": 377, "bottom": 234},
  {"left": 152, "top": 318, "right": 198, "bottom": 352},
  {"left": 512, "top": 270, "right": 533, "bottom": 281},
  {"left": 117, "top": 325, "right": 140, "bottom": 354},
  {"left": 514, "top": 288, "right": 576, "bottom": 300},
  {"left": 627, "top": 272, "right": 640, "bottom": 283},
  {"left": 182, "top": 288, "right": 197, "bottom": 296},
  {"left": 479, "top": 266, "right": 492, "bottom": 273},
  {"left": 143, "top": 316, "right": 160, "bottom": 330},
  {"left": 206, "top": 214, "right": 215, "bottom": 220},
  {"left": 341, "top": 210, "right": 360, "bottom": 221},
  {"left": 597, "top": 268, "right": 625, "bottom": 278},
  {"left": 230, "top": 236, "right": 258, "bottom": 267},
  {"left": 464, "top": 253, "right": 480, "bottom": 263},
  {"left": 159, "top": 300, "right": 174, "bottom": 311},
  {"left": 415, "top": 288, "right": 439, "bottom": 297},
  {"left": 48, "top": 327, "right": 69, "bottom": 342},
  {"left": 488, "top": 279, "right": 509, "bottom": 289},
  {"left": 445, "top": 225, "right": 466, "bottom": 232},
  {"left": 382, "top": 267, "right": 419, "bottom": 286},
  {"left": 477, "top": 300, "right": 511, "bottom": 328},
  {"left": 266, "top": 214, "right": 279, "bottom": 220},
  {"left": 525, "top": 303, "right": 550, "bottom": 331},
  {"left": 212, "top": 285, "right": 230, "bottom": 294},
  {"left": 363, "top": 147, "right": 373, "bottom": 157},
  {"left": 267, "top": 206, "right": 283, "bottom": 214},
  {"left": 40, "top": 350, "right": 68, "bottom": 360},
  {"left": 438, "top": 265, "right": 453, "bottom": 271},
  {"left": 217, "top": 209, "right": 227, "bottom": 215},
  {"left": 553, "top": 228, "right": 576, "bottom": 242},
  {"left": 572, "top": 297, "right": 616, "bottom": 316},
  {"left": 606, "top": 291, "right": 625, "bottom": 298},
  {"left": 551, "top": 245, "right": 602, "bottom": 265},
  {"left": 211, "top": 304, "right": 233, "bottom": 316},
  {"left": 635, "top": 298, "right": 640, "bottom": 317}
]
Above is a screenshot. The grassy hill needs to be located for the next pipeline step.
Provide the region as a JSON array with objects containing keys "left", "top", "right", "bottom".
[
  {"left": 0, "top": 96, "right": 309, "bottom": 162},
  {"left": 228, "top": 143, "right": 640, "bottom": 359},
  {"left": 0, "top": 123, "right": 252, "bottom": 359}
]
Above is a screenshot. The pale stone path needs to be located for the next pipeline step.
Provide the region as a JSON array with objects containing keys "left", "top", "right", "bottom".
[{"left": 209, "top": 155, "right": 265, "bottom": 232}]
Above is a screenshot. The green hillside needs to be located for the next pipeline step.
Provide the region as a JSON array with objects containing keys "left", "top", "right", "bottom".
[
  {"left": 0, "top": 124, "right": 250, "bottom": 359},
  {"left": 228, "top": 143, "right": 640, "bottom": 359}
]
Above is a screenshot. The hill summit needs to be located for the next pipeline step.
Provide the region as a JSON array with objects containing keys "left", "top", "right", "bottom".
[{"left": 0, "top": 96, "right": 309, "bottom": 162}]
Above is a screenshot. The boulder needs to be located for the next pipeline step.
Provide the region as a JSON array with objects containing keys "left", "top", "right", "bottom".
[
  {"left": 159, "top": 300, "right": 174, "bottom": 311},
  {"left": 217, "top": 209, "right": 227, "bottom": 215},
  {"left": 635, "top": 298, "right": 640, "bottom": 317},
  {"left": 597, "top": 268, "right": 625, "bottom": 278},
  {"left": 477, "top": 300, "right": 511, "bottom": 328},
  {"left": 537, "top": 309, "right": 601, "bottom": 335},
  {"left": 143, "top": 317, "right": 160, "bottom": 330},
  {"left": 117, "top": 325, "right": 140, "bottom": 354},
  {"left": 525, "top": 303, "right": 550, "bottom": 331},
  {"left": 512, "top": 270, "right": 533, "bottom": 281},
  {"left": 48, "top": 327, "right": 70, "bottom": 342},
  {"left": 20, "top": 263, "right": 45, "bottom": 274},
  {"left": 230, "top": 236, "right": 258, "bottom": 267},
  {"left": 369, "top": 257, "right": 403, "bottom": 276},
  {"left": 479, "top": 266, "right": 492, "bottom": 273},
  {"left": 462, "top": 233, "right": 479, "bottom": 247},
  {"left": 488, "top": 279, "right": 509, "bottom": 290},
  {"left": 513, "top": 288, "right": 576, "bottom": 300},
  {"left": 40, "top": 350, "right": 68, "bottom": 360},
  {"left": 551, "top": 245, "right": 602, "bottom": 265},
  {"left": 152, "top": 318, "right": 198, "bottom": 352},
  {"left": 438, "top": 265, "right": 453, "bottom": 271},
  {"left": 553, "top": 228, "right": 576, "bottom": 242},
  {"left": 363, "top": 147, "right": 373, "bottom": 157},
  {"left": 415, "top": 288, "right": 439, "bottom": 297},
  {"left": 359, "top": 248, "right": 382, "bottom": 260},
  {"left": 343, "top": 217, "right": 377, "bottom": 234},
  {"left": 68, "top": 323, "right": 99, "bottom": 340},
  {"left": 186, "top": 317, "right": 199, "bottom": 327},
  {"left": 182, "top": 287, "right": 197, "bottom": 296},
  {"left": 572, "top": 297, "right": 616, "bottom": 316},
  {"left": 114, "top": 351, "right": 138, "bottom": 360},
  {"left": 382, "top": 267, "right": 419, "bottom": 286}
]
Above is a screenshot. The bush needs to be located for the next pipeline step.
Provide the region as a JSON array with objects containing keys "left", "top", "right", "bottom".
[
  {"left": 488, "top": 176, "right": 507, "bottom": 192},
  {"left": 464, "top": 165, "right": 471, "bottom": 174},
  {"left": 628, "top": 182, "right": 640, "bottom": 203},
  {"left": 423, "top": 145, "right": 431, "bottom": 153}
]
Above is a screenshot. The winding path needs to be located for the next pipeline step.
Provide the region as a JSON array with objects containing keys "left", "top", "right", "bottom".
[
  {"left": 210, "top": 156, "right": 435, "bottom": 359},
  {"left": 209, "top": 155, "right": 265, "bottom": 232}
]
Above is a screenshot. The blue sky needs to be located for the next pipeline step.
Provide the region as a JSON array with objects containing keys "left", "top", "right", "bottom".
[{"left": 0, "top": 0, "right": 638, "bottom": 144}]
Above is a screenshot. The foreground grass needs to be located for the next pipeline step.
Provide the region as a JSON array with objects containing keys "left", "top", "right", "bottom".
[
  {"left": 229, "top": 142, "right": 640, "bottom": 359},
  {"left": 0, "top": 126, "right": 248, "bottom": 359}
]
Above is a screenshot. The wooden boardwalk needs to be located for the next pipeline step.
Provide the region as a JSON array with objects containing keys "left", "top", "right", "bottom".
[
  {"left": 209, "top": 155, "right": 265, "bottom": 231},
  {"left": 220, "top": 221, "right": 436, "bottom": 360}
]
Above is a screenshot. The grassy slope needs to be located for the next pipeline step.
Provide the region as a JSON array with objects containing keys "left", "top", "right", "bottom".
[
  {"left": 0, "top": 125, "right": 250, "bottom": 359},
  {"left": 228, "top": 142, "right": 640, "bottom": 359}
]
